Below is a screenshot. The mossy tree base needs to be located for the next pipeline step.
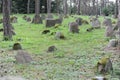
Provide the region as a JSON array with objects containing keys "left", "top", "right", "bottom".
[{"left": 32, "top": 15, "right": 42, "bottom": 24}]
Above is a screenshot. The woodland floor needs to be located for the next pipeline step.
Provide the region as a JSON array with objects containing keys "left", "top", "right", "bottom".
[{"left": 0, "top": 14, "right": 120, "bottom": 80}]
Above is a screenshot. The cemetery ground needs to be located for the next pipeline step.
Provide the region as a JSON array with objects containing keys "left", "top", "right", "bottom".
[{"left": 0, "top": 14, "right": 120, "bottom": 80}]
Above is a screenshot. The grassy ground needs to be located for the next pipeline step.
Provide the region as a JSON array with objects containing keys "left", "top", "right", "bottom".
[{"left": 0, "top": 14, "right": 119, "bottom": 80}]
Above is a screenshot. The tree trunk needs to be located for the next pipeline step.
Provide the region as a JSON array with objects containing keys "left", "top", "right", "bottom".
[
  {"left": 96, "top": 0, "right": 98, "bottom": 18},
  {"left": 118, "top": 0, "right": 120, "bottom": 19},
  {"left": 69, "top": 0, "right": 72, "bottom": 15},
  {"left": 56, "top": 0, "right": 59, "bottom": 13},
  {"left": 47, "top": 0, "right": 51, "bottom": 13},
  {"left": 100, "top": 0, "right": 106, "bottom": 15},
  {"left": 32, "top": 0, "right": 42, "bottom": 24},
  {"left": 77, "top": 0, "right": 81, "bottom": 15},
  {"left": 63, "top": 0, "right": 68, "bottom": 16},
  {"left": 115, "top": 0, "right": 118, "bottom": 18},
  {"left": 3, "top": 0, "right": 13, "bottom": 40},
  {"left": 27, "top": 0, "right": 30, "bottom": 14},
  {"left": 92, "top": 0, "right": 96, "bottom": 15}
]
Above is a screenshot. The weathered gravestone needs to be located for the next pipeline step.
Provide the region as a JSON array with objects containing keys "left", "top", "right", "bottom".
[
  {"left": 55, "top": 32, "right": 65, "bottom": 40},
  {"left": 69, "top": 22, "right": 79, "bottom": 33},
  {"left": 15, "top": 50, "right": 33, "bottom": 64},
  {"left": 45, "top": 18, "right": 56, "bottom": 27},
  {"left": 107, "top": 39, "right": 118, "bottom": 48},
  {"left": 45, "top": 17, "right": 63, "bottom": 27},
  {"left": 97, "top": 57, "right": 113, "bottom": 74},
  {"left": 26, "top": 17, "right": 31, "bottom": 22},
  {"left": 13, "top": 43, "right": 22, "bottom": 50},
  {"left": 23, "top": 15, "right": 31, "bottom": 22},
  {"left": 91, "top": 18, "right": 101, "bottom": 28},
  {"left": 76, "top": 17, "right": 82, "bottom": 25},
  {"left": 0, "top": 76, "right": 26, "bottom": 80},
  {"left": 10, "top": 16, "right": 17, "bottom": 23},
  {"left": 104, "top": 19, "right": 114, "bottom": 37},
  {"left": 47, "top": 46, "right": 57, "bottom": 52}
]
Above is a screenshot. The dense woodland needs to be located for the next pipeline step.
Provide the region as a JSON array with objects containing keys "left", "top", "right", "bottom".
[
  {"left": 0, "top": 0, "right": 120, "bottom": 80},
  {"left": 0, "top": 0, "right": 116, "bottom": 15}
]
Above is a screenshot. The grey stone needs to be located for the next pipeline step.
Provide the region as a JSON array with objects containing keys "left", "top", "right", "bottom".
[
  {"left": 76, "top": 18, "right": 82, "bottom": 25},
  {"left": 108, "top": 39, "right": 118, "bottom": 47},
  {"left": 15, "top": 50, "right": 33, "bottom": 64},
  {"left": 91, "top": 18, "right": 101, "bottom": 28},
  {"left": 55, "top": 32, "right": 65, "bottom": 40},
  {"left": 69, "top": 22, "right": 79, "bottom": 33},
  {"left": 45, "top": 18, "right": 56, "bottom": 27},
  {"left": 104, "top": 19, "right": 114, "bottom": 37}
]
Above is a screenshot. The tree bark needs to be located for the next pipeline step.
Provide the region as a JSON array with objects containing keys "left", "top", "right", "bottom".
[
  {"left": 3, "top": 0, "right": 13, "bottom": 40},
  {"left": 92, "top": 0, "right": 96, "bottom": 15},
  {"left": 118, "top": 0, "right": 120, "bottom": 19},
  {"left": 115, "top": 0, "right": 118, "bottom": 18},
  {"left": 47, "top": 0, "right": 51, "bottom": 13},
  {"left": 77, "top": 0, "right": 81, "bottom": 15},
  {"left": 63, "top": 0, "right": 68, "bottom": 15},
  {"left": 27, "top": 0, "right": 30, "bottom": 14},
  {"left": 96, "top": 0, "right": 98, "bottom": 18},
  {"left": 32, "top": 0, "right": 42, "bottom": 24}
]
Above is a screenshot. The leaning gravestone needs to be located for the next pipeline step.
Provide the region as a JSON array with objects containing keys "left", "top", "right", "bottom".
[
  {"left": 104, "top": 19, "right": 114, "bottom": 37},
  {"left": 91, "top": 18, "right": 101, "bottom": 28},
  {"left": 15, "top": 50, "right": 33, "bottom": 64},
  {"left": 69, "top": 22, "right": 79, "bottom": 33}
]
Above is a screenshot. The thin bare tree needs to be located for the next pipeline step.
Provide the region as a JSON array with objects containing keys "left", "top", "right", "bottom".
[{"left": 27, "top": 0, "right": 30, "bottom": 14}]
